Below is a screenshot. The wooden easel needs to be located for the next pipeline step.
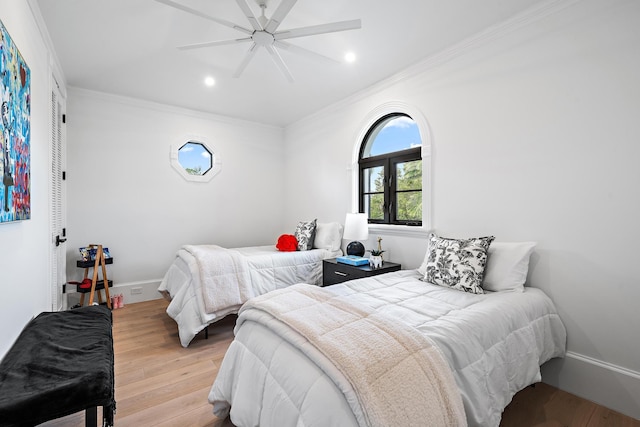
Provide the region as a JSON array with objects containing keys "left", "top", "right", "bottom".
[{"left": 80, "top": 244, "right": 112, "bottom": 309}]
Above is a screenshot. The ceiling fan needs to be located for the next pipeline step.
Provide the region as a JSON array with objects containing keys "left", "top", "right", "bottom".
[{"left": 155, "top": 0, "right": 361, "bottom": 82}]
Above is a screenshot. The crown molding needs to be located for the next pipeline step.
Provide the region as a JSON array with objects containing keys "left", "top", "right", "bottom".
[
  {"left": 27, "top": 0, "right": 68, "bottom": 98},
  {"left": 379, "top": 0, "right": 581, "bottom": 91},
  {"left": 290, "top": 0, "right": 581, "bottom": 129},
  {"left": 68, "top": 87, "right": 283, "bottom": 132}
]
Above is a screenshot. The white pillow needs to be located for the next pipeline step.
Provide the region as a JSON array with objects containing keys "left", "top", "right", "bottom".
[
  {"left": 418, "top": 249, "right": 429, "bottom": 276},
  {"left": 482, "top": 241, "right": 537, "bottom": 292},
  {"left": 313, "top": 222, "right": 344, "bottom": 252}
]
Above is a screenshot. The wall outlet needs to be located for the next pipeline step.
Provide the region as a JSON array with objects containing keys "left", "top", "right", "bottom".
[{"left": 131, "top": 287, "right": 143, "bottom": 295}]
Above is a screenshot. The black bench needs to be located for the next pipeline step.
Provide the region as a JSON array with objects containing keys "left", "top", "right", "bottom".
[{"left": 0, "top": 305, "right": 115, "bottom": 427}]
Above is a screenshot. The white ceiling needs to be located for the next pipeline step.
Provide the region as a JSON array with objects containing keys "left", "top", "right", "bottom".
[{"left": 36, "top": 0, "right": 541, "bottom": 127}]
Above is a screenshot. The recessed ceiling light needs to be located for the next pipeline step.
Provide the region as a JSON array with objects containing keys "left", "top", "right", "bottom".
[
  {"left": 204, "top": 76, "right": 215, "bottom": 87},
  {"left": 345, "top": 52, "right": 356, "bottom": 63}
]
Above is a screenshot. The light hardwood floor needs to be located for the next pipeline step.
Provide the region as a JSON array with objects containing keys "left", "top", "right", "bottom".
[{"left": 42, "top": 299, "right": 639, "bottom": 427}]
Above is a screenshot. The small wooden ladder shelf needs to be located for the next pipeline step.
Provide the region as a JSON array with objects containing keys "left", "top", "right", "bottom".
[{"left": 77, "top": 244, "right": 112, "bottom": 309}]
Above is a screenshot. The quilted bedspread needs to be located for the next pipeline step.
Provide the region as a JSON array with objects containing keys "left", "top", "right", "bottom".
[
  {"left": 213, "top": 284, "right": 466, "bottom": 426},
  {"left": 159, "top": 245, "right": 341, "bottom": 347},
  {"left": 209, "top": 270, "right": 566, "bottom": 427}
]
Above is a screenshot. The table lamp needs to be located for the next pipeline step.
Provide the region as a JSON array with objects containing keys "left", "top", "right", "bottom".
[{"left": 343, "top": 213, "right": 368, "bottom": 257}]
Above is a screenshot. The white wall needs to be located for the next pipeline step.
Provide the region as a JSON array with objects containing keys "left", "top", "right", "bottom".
[
  {"left": 64, "top": 89, "right": 286, "bottom": 295},
  {"left": 284, "top": 0, "right": 640, "bottom": 419},
  {"left": 3, "top": 0, "right": 639, "bottom": 419},
  {"left": 0, "top": 2, "right": 56, "bottom": 357},
  {"left": 0, "top": 0, "right": 287, "bottom": 357}
]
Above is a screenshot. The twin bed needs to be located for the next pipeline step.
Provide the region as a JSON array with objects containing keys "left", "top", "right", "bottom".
[
  {"left": 159, "top": 222, "right": 343, "bottom": 347},
  {"left": 160, "top": 230, "right": 567, "bottom": 426}
]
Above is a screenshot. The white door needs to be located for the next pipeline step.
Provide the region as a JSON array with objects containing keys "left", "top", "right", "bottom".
[{"left": 50, "top": 78, "right": 66, "bottom": 310}]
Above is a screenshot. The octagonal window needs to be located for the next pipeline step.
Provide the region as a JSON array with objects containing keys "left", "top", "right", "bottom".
[
  {"left": 171, "top": 138, "right": 221, "bottom": 182},
  {"left": 179, "top": 141, "right": 212, "bottom": 176}
]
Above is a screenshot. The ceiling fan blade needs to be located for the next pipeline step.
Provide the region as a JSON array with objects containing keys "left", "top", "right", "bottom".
[
  {"left": 235, "top": 0, "right": 263, "bottom": 31},
  {"left": 233, "top": 42, "right": 259, "bottom": 78},
  {"left": 274, "top": 41, "right": 339, "bottom": 64},
  {"left": 265, "top": 45, "right": 294, "bottom": 83},
  {"left": 154, "top": 0, "right": 253, "bottom": 36},
  {"left": 264, "top": 0, "right": 297, "bottom": 33},
  {"left": 178, "top": 37, "right": 252, "bottom": 51},
  {"left": 274, "top": 19, "right": 361, "bottom": 40}
]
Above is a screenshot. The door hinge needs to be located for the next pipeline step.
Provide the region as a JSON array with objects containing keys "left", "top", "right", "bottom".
[
  {"left": 62, "top": 171, "right": 66, "bottom": 180},
  {"left": 62, "top": 114, "right": 66, "bottom": 124},
  {"left": 62, "top": 228, "right": 66, "bottom": 237}
]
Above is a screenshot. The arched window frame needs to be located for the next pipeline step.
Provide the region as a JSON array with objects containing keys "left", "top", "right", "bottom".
[{"left": 352, "top": 102, "right": 432, "bottom": 236}]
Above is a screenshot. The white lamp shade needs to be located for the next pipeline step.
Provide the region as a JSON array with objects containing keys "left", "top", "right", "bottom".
[{"left": 343, "top": 213, "right": 369, "bottom": 241}]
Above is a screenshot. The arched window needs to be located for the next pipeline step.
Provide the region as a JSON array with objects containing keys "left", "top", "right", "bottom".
[{"left": 359, "top": 113, "right": 422, "bottom": 226}]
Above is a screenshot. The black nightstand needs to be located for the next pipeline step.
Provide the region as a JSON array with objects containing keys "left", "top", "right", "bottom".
[{"left": 322, "top": 258, "right": 401, "bottom": 286}]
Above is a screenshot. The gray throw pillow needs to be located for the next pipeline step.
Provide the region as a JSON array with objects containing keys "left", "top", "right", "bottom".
[{"left": 294, "top": 219, "right": 317, "bottom": 251}]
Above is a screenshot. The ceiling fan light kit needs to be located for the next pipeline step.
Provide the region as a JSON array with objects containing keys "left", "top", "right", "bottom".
[{"left": 156, "top": 0, "right": 361, "bottom": 82}]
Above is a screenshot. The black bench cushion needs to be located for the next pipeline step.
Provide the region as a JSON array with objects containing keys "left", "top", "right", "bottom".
[{"left": 0, "top": 305, "right": 115, "bottom": 426}]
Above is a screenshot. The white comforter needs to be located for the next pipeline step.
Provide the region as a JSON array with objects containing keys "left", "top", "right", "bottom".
[
  {"left": 158, "top": 245, "right": 341, "bottom": 347},
  {"left": 213, "top": 284, "right": 466, "bottom": 427},
  {"left": 209, "top": 270, "right": 567, "bottom": 427}
]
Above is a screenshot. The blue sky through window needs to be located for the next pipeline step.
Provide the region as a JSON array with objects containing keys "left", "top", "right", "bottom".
[
  {"left": 369, "top": 116, "right": 421, "bottom": 157},
  {"left": 178, "top": 141, "right": 212, "bottom": 175}
]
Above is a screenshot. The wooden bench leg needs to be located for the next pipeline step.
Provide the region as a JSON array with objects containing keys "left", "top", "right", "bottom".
[
  {"left": 104, "top": 403, "right": 115, "bottom": 427},
  {"left": 85, "top": 406, "right": 97, "bottom": 427}
]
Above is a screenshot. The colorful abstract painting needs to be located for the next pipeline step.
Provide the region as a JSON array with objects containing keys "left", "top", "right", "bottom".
[{"left": 1, "top": 19, "right": 30, "bottom": 223}]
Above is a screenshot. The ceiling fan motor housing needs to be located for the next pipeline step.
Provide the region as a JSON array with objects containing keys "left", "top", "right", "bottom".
[{"left": 253, "top": 30, "right": 275, "bottom": 46}]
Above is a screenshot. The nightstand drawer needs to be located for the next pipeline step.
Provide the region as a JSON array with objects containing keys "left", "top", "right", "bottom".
[
  {"left": 323, "top": 263, "right": 368, "bottom": 286},
  {"left": 322, "top": 258, "right": 401, "bottom": 286}
]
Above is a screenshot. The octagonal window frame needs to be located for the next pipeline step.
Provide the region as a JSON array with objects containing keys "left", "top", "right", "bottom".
[{"left": 170, "top": 136, "right": 221, "bottom": 183}]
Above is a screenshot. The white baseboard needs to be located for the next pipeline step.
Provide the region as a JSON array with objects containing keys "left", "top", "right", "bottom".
[
  {"left": 542, "top": 351, "right": 640, "bottom": 421},
  {"left": 65, "top": 279, "right": 163, "bottom": 308}
]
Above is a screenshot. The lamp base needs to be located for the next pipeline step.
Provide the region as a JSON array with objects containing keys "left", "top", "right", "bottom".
[{"left": 346, "top": 241, "right": 365, "bottom": 257}]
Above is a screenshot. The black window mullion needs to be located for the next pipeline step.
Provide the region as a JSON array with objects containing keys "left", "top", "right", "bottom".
[
  {"left": 384, "top": 158, "right": 391, "bottom": 223},
  {"left": 358, "top": 114, "right": 422, "bottom": 227},
  {"left": 360, "top": 158, "right": 385, "bottom": 223},
  {"left": 390, "top": 151, "right": 422, "bottom": 226},
  {"left": 390, "top": 159, "right": 397, "bottom": 224}
]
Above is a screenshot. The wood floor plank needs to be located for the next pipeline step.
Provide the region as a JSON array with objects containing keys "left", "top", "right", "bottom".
[
  {"left": 116, "top": 358, "right": 216, "bottom": 401},
  {"left": 116, "top": 369, "right": 216, "bottom": 418},
  {"left": 153, "top": 402, "right": 234, "bottom": 427},
  {"left": 114, "top": 340, "right": 230, "bottom": 388},
  {"left": 499, "top": 381, "right": 639, "bottom": 427},
  {"left": 116, "top": 387, "right": 218, "bottom": 426},
  {"left": 40, "top": 298, "right": 640, "bottom": 427}
]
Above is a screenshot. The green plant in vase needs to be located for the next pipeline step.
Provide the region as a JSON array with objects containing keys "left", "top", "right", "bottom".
[
  {"left": 368, "top": 249, "right": 385, "bottom": 256},
  {"left": 367, "top": 249, "right": 385, "bottom": 269}
]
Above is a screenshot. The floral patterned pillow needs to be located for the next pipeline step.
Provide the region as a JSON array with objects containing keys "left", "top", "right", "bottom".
[
  {"left": 294, "top": 219, "right": 317, "bottom": 251},
  {"left": 424, "top": 233, "right": 495, "bottom": 294}
]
